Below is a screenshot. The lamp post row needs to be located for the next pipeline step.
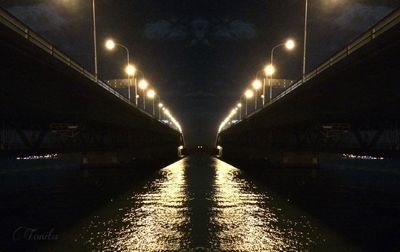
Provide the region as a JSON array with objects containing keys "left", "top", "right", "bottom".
[{"left": 90, "top": 2, "right": 178, "bottom": 130}]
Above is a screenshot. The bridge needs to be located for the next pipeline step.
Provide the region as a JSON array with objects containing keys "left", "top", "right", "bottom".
[
  {"left": 216, "top": 8, "right": 400, "bottom": 167},
  {"left": 0, "top": 8, "right": 184, "bottom": 166}
]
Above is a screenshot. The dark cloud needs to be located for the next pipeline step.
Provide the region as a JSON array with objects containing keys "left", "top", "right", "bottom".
[
  {"left": 184, "top": 90, "right": 217, "bottom": 98},
  {"left": 144, "top": 18, "right": 257, "bottom": 45},
  {"left": 214, "top": 20, "right": 256, "bottom": 40},
  {"left": 332, "top": 3, "right": 393, "bottom": 32},
  {"left": 7, "top": 3, "right": 67, "bottom": 32},
  {"left": 144, "top": 20, "right": 186, "bottom": 40}
]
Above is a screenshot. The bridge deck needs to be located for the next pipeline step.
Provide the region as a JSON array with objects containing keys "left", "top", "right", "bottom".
[
  {"left": 222, "top": 8, "right": 400, "bottom": 133},
  {"left": 0, "top": 7, "right": 176, "bottom": 134}
]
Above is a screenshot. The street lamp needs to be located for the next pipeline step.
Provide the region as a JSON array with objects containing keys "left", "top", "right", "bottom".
[
  {"left": 138, "top": 79, "right": 148, "bottom": 110},
  {"left": 147, "top": 89, "right": 156, "bottom": 116},
  {"left": 267, "top": 39, "right": 295, "bottom": 102},
  {"left": 158, "top": 102, "right": 164, "bottom": 120},
  {"left": 105, "top": 39, "right": 134, "bottom": 102},
  {"left": 252, "top": 79, "right": 262, "bottom": 110},
  {"left": 134, "top": 70, "right": 144, "bottom": 106},
  {"left": 244, "top": 89, "right": 254, "bottom": 116},
  {"left": 237, "top": 102, "right": 242, "bottom": 120},
  {"left": 125, "top": 64, "right": 136, "bottom": 76}
]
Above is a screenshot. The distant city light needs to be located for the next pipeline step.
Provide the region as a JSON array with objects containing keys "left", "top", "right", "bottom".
[
  {"left": 16, "top": 154, "right": 58, "bottom": 160},
  {"left": 342, "top": 153, "right": 384, "bottom": 160}
]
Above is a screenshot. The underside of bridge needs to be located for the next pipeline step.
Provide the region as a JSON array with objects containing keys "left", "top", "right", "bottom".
[
  {"left": 217, "top": 11, "right": 400, "bottom": 166},
  {"left": 0, "top": 9, "right": 183, "bottom": 165}
]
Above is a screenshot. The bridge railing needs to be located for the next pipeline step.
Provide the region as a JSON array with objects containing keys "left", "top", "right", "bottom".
[
  {"left": 0, "top": 8, "right": 181, "bottom": 130},
  {"left": 0, "top": 8, "right": 131, "bottom": 103},
  {"left": 273, "top": 8, "right": 400, "bottom": 106},
  {"left": 226, "top": 7, "right": 400, "bottom": 131}
]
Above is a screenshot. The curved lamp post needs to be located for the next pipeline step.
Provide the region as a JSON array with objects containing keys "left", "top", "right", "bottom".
[
  {"left": 244, "top": 89, "right": 254, "bottom": 116},
  {"left": 147, "top": 89, "right": 156, "bottom": 116},
  {"left": 105, "top": 39, "right": 135, "bottom": 103},
  {"left": 266, "top": 39, "right": 295, "bottom": 102},
  {"left": 252, "top": 79, "right": 262, "bottom": 110},
  {"left": 138, "top": 79, "right": 149, "bottom": 110}
]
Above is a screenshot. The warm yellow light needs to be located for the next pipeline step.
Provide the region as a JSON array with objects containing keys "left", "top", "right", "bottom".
[
  {"left": 125, "top": 64, "right": 136, "bottom": 76},
  {"left": 147, "top": 89, "right": 156, "bottom": 99},
  {"left": 237, "top": 103, "right": 242, "bottom": 108},
  {"left": 244, "top": 89, "right": 254, "bottom": 99},
  {"left": 158, "top": 103, "right": 163, "bottom": 108},
  {"left": 138, "top": 79, "right": 148, "bottom": 90},
  {"left": 285, "top": 39, "right": 295, "bottom": 50},
  {"left": 252, "top": 79, "right": 262, "bottom": 90},
  {"left": 264, "top": 64, "right": 275, "bottom": 76},
  {"left": 105, "top": 39, "right": 115, "bottom": 50}
]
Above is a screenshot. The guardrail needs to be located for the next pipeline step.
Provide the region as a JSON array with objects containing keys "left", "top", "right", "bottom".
[
  {"left": 222, "top": 7, "right": 400, "bottom": 133},
  {"left": 0, "top": 7, "right": 180, "bottom": 133},
  {"left": 272, "top": 7, "right": 400, "bottom": 107},
  {"left": 0, "top": 8, "right": 130, "bottom": 104}
]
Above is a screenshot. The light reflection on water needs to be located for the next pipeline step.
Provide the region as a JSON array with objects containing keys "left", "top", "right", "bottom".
[
  {"left": 210, "top": 158, "right": 317, "bottom": 251},
  {"left": 110, "top": 159, "right": 189, "bottom": 251},
  {"left": 73, "top": 158, "right": 190, "bottom": 251},
  {"left": 45, "top": 156, "right": 352, "bottom": 251}
]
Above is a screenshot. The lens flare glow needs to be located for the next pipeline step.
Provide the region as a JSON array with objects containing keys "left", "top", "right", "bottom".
[
  {"left": 125, "top": 64, "right": 136, "bottom": 76},
  {"left": 245, "top": 89, "right": 254, "bottom": 99},
  {"left": 285, "top": 39, "right": 295, "bottom": 50},
  {"left": 252, "top": 79, "right": 262, "bottom": 90},
  {"left": 264, "top": 64, "right": 275, "bottom": 76},
  {"left": 138, "top": 79, "right": 148, "bottom": 90},
  {"left": 147, "top": 89, "right": 156, "bottom": 99},
  {"left": 105, "top": 39, "right": 115, "bottom": 50}
]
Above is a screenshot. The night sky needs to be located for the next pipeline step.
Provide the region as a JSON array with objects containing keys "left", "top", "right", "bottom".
[{"left": 2, "top": 0, "right": 399, "bottom": 146}]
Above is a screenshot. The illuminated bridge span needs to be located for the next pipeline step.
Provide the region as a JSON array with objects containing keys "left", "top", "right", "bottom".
[
  {"left": 0, "top": 8, "right": 184, "bottom": 165},
  {"left": 217, "top": 8, "right": 400, "bottom": 166}
]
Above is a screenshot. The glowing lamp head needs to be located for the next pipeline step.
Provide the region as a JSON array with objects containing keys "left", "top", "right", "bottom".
[
  {"left": 158, "top": 103, "right": 163, "bottom": 108},
  {"left": 105, "top": 39, "right": 116, "bottom": 50},
  {"left": 138, "top": 79, "right": 148, "bottom": 90},
  {"left": 285, "top": 39, "right": 295, "bottom": 50},
  {"left": 125, "top": 64, "right": 136, "bottom": 76},
  {"left": 264, "top": 64, "right": 275, "bottom": 76},
  {"left": 252, "top": 79, "right": 262, "bottom": 90},
  {"left": 244, "top": 89, "right": 254, "bottom": 99},
  {"left": 237, "top": 103, "right": 242, "bottom": 108},
  {"left": 147, "top": 89, "right": 156, "bottom": 99}
]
